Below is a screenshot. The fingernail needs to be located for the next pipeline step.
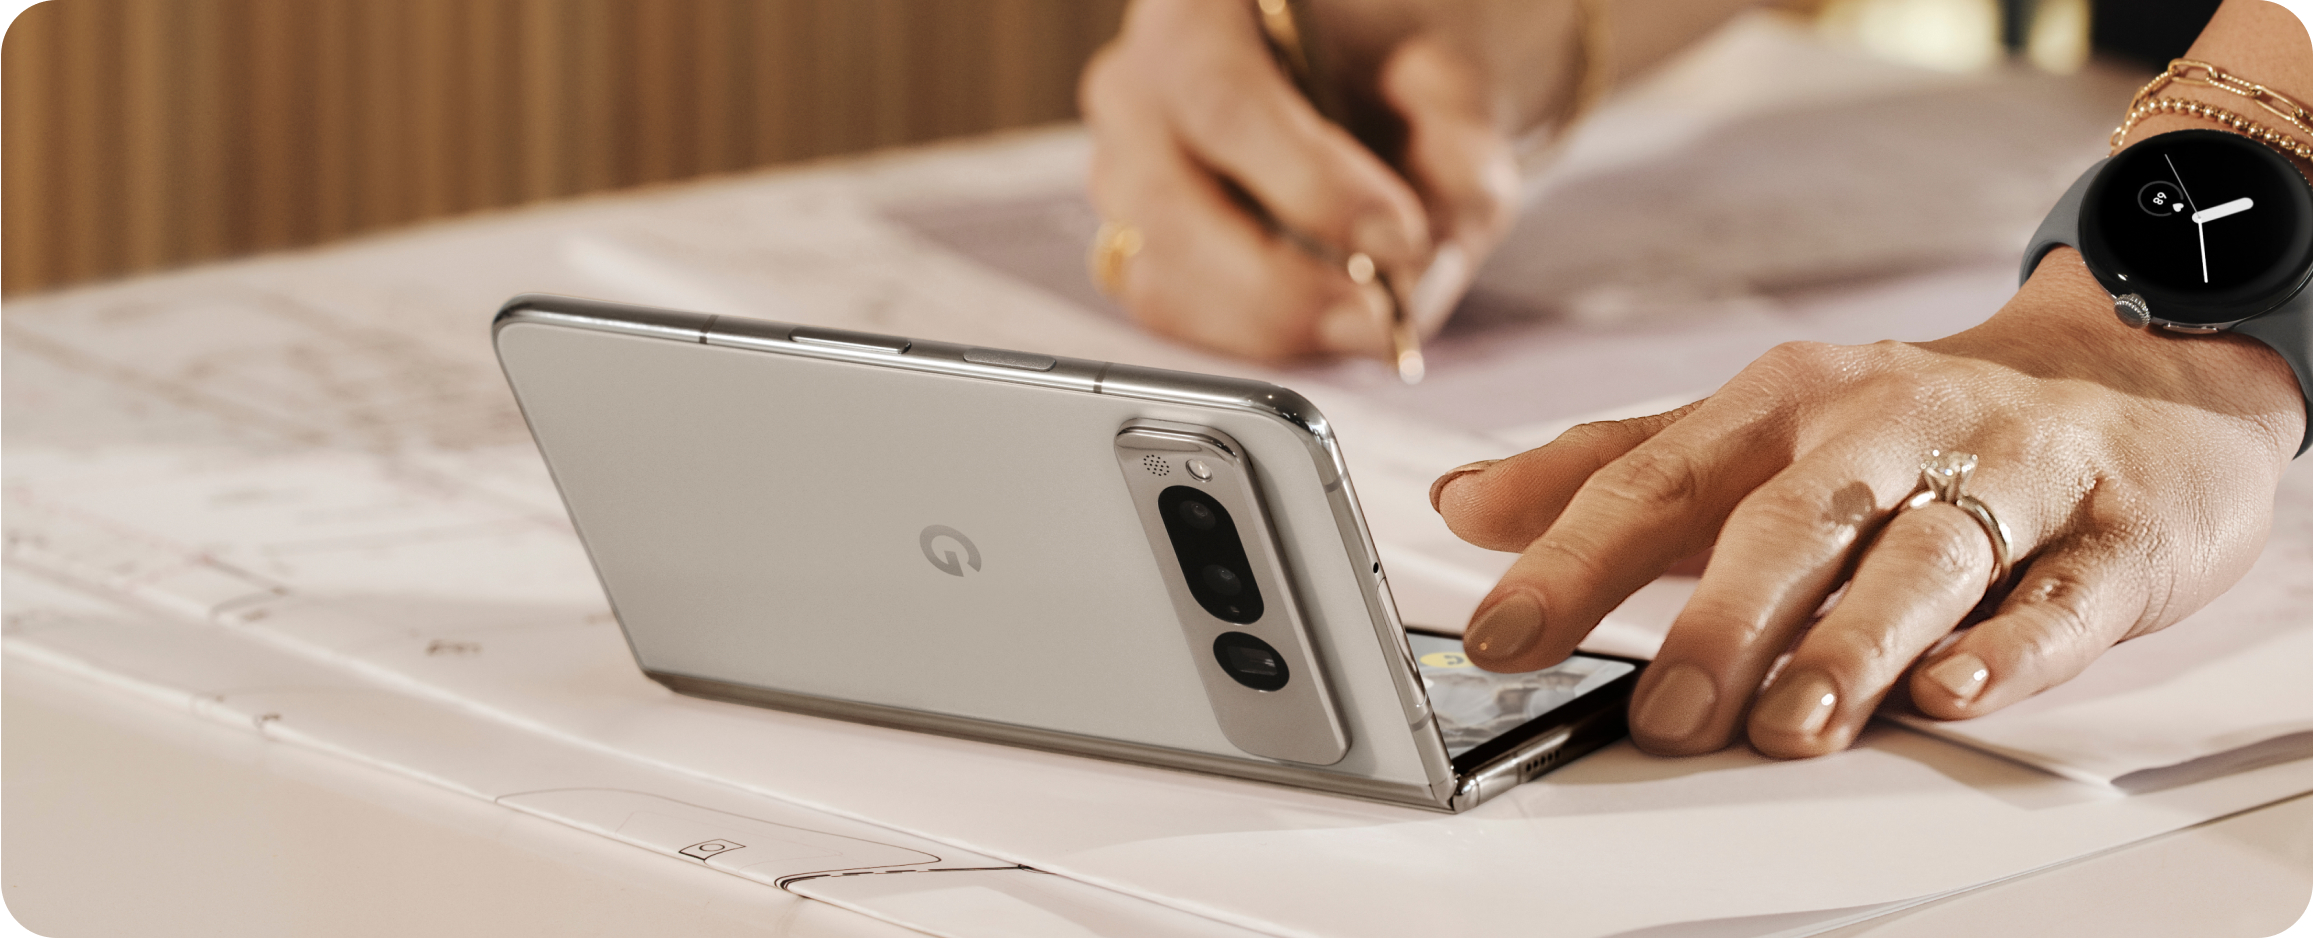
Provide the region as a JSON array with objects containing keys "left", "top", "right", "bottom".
[
  {"left": 1428, "top": 459, "right": 1500, "bottom": 512},
  {"left": 1925, "top": 653, "right": 1990, "bottom": 703},
  {"left": 1755, "top": 671, "right": 1838, "bottom": 739},
  {"left": 1351, "top": 213, "right": 1422, "bottom": 264},
  {"left": 1464, "top": 592, "right": 1540, "bottom": 665},
  {"left": 1316, "top": 300, "right": 1387, "bottom": 356},
  {"left": 1635, "top": 664, "right": 1718, "bottom": 742}
]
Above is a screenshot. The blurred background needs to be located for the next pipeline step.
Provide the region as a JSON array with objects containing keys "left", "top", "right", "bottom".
[{"left": 1, "top": 0, "right": 2215, "bottom": 297}]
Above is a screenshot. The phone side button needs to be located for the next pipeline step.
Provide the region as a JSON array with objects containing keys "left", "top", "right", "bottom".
[
  {"left": 961, "top": 347, "right": 1058, "bottom": 372},
  {"left": 791, "top": 326, "right": 911, "bottom": 354}
]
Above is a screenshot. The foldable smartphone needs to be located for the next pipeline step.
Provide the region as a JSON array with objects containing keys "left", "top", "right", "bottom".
[{"left": 494, "top": 295, "right": 1641, "bottom": 811}]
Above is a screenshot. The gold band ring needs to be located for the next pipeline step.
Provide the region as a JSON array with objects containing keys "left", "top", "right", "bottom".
[
  {"left": 1900, "top": 449, "right": 2014, "bottom": 593},
  {"left": 1089, "top": 222, "right": 1143, "bottom": 297}
]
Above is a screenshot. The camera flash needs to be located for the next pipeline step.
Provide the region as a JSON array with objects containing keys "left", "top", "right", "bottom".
[{"left": 1185, "top": 458, "right": 1213, "bottom": 481}]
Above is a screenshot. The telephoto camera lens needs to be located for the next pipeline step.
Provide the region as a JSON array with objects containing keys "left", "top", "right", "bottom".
[
  {"left": 1213, "top": 631, "right": 1289, "bottom": 691},
  {"left": 1155, "top": 486, "right": 1264, "bottom": 623}
]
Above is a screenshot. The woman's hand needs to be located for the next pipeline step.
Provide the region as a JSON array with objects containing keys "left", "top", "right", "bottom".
[
  {"left": 1078, "top": 0, "right": 1518, "bottom": 360},
  {"left": 1431, "top": 248, "right": 2305, "bottom": 758}
]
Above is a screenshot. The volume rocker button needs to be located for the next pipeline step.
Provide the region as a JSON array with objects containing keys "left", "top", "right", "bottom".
[
  {"left": 962, "top": 347, "right": 1058, "bottom": 372},
  {"left": 789, "top": 326, "right": 911, "bottom": 354}
]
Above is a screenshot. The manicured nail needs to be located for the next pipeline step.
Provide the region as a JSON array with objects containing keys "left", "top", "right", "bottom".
[
  {"left": 1635, "top": 664, "right": 1718, "bottom": 742},
  {"left": 1428, "top": 459, "right": 1500, "bottom": 512},
  {"left": 1755, "top": 671, "right": 1838, "bottom": 738},
  {"left": 1351, "top": 213, "right": 1423, "bottom": 264},
  {"left": 1925, "top": 653, "right": 1990, "bottom": 703},
  {"left": 1464, "top": 592, "right": 1541, "bottom": 664}
]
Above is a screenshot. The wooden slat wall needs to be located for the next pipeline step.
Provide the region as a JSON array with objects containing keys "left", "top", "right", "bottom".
[{"left": 1, "top": 0, "right": 1127, "bottom": 295}]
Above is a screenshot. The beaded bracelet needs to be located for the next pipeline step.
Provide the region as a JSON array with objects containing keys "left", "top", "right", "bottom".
[{"left": 2112, "top": 58, "right": 2313, "bottom": 163}]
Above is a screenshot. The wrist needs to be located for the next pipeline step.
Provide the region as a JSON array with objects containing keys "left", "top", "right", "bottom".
[
  {"left": 2113, "top": 2, "right": 2313, "bottom": 168},
  {"left": 1960, "top": 248, "right": 2306, "bottom": 460}
]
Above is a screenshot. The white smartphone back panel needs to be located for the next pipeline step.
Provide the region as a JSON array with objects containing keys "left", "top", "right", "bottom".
[
  {"left": 496, "top": 316, "right": 1436, "bottom": 789},
  {"left": 502, "top": 322, "right": 1228, "bottom": 750}
]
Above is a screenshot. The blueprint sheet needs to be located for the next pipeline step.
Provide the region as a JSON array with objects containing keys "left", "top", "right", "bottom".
[{"left": 6, "top": 14, "right": 2311, "bottom": 938}]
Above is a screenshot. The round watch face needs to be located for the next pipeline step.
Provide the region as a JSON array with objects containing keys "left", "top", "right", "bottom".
[{"left": 2080, "top": 129, "right": 2313, "bottom": 324}]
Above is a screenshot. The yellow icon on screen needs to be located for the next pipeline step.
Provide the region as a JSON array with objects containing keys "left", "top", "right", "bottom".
[{"left": 1419, "top": 651, "right": 1471, "bottom": 669}]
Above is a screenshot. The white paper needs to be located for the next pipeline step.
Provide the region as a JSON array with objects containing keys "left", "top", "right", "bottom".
[{"left": 5, "top": 17, "right": 2309, "bottom": 936}]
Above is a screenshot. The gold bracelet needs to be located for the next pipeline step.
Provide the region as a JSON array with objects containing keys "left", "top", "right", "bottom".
[
  {"left": 2112, "top": 97, "right": 2313, "bottom": 163},
  {"left": 2111, "top": 58, "right": 2313, "bottom": 158}
]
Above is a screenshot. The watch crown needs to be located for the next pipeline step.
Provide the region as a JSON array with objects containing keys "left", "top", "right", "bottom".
[{"left": 2113, "top": 293, "right": 2153, "bottom": 328}]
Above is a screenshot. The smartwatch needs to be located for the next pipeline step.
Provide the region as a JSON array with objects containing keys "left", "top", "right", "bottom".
[{"left": 2023, "top": 128, "right": 2313, "bottom": 454}]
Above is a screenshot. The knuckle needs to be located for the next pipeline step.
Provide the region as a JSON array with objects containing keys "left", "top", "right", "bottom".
[
  {"left": 1077, "top": 47, "right": 1133, "bottom": 118},
  {"left": 1589, "top": 446, "right": 1705, "bottom": 509},
  {"left": 2077, "top": 474, "right": 2154, "bottom": 533},
  {"left": 1526, "top": 536, "right": 1613, "bottom": 590},
  {"left": 1735, "top": 485, "right": 1853, "bottom": 545},
  {"left": 1860, "top": 367, "right": 1940, "bottom": 410},
  {"left": 1878, "top": 513, "right": 1988, "bottom": 584},
  {"left": 1856, "top": 361, "right": 1986, "bottom": 423},
  {"left": 1785, "top": 628, "right": 1896, "bottom": 688},
  {"left": 1553, "top": 419, "right": 1646, "bottom": 463},
  {"left": 2010, "top": 567, "right": 2096, "bottom": 622},
  {"left": 1836, "top": 625, "right": 1910, "bottom": 675},
  {"left": 1750, "top": 341, "right": 1847, "bottom": 385},
  {"left": 2003, "top": 569, "right": 2108, "bottom": 671},
  {"left": 1815, "top": 605, "right": 1923, "bottom": 674},
  {"left": 2036, "top": 378, "right": 2107, "bottom": 417},
  {"left": 2063, "top": 483, "right": 2174, "bottom": 617},
  {"left": 1295, "top": 157, "right": 1380, "bottom": 231},
  {"left": 1669, "top": 591, "right": 1776, "bottom": 647},
  {"left": 2021, "top": 607, "right": 2100, "bottom": 675},
  {"left": 1172, "top": 63, "right": 1271, "bottom": 143}
]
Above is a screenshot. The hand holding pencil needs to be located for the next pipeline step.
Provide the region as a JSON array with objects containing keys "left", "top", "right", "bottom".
[{"left": 1080, "top": 0, "right": 1521, "bottom": 373}]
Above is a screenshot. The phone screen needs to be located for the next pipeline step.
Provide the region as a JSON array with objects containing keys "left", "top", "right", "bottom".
[{"left": 1406, "top": 632, "right": 1637, "bottom": 758}]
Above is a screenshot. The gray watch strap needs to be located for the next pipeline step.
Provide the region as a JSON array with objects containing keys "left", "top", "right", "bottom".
[
  {"left": 2025, "top": 157, "right": 2313, "bottom": 455},
  {"left": 2235, "top": 293, "right": 2313, "bottom": 455}
]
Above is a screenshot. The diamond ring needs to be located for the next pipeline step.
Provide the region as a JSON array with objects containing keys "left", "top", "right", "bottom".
[{"left": 1901, "top": 450, "right": 2014, "bottom": 592}]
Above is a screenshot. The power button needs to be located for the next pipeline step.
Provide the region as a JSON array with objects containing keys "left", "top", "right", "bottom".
[{"left": 962, "top": 347, "right": 1058, "bottom": 371}]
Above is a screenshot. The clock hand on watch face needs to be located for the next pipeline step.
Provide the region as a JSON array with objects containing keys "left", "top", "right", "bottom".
[
  {"left": 2191, "top": 197, "right": 2254, "bottom": 224},
  {"left": 2198, "top": 219, "right": 2210, "bottom": 283},
  {"left": 2165, "top": 154, "right": 2211, "bottom": 284}
]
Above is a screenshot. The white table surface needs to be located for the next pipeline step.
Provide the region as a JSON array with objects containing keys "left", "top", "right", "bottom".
[
  {"left": 6, "top": 654, "right": 2307, "bottom": 937},
  {"left": 6, "top": 15, "right": 2311, "bottom": 936}
]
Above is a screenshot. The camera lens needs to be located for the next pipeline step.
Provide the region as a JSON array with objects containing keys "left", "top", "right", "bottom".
[
  {"left": 1154, "top": 486, "right": 1264, "bottom": 624},
  {"left": 1176, "top": 499, "right": 1218, "bottom": 531},
  {"left": 1213, "top": 632, "right": 1289, "bottom": 691}
]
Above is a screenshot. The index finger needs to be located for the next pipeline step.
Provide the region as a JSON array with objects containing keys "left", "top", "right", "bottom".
[
  {"left": 1459, "top": 400, "right": 1790, "bottom": 673},
  {"left": 1434, "top": 402, "right": 1704, "bottom": 552}
]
